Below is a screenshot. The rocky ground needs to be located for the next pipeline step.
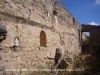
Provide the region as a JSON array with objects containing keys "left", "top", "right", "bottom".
[
  {"left": 30, "top": 47, "right": 100, "bottom": 75},
  {"left": 59, "top": 47, "right": 100, "bottom": 75}
]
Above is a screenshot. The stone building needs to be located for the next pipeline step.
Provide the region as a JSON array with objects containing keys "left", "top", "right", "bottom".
[
  {"left": 0, "top": 0, "right": 81, "bottom": 75},
  {"left": 82, "top": 24, "right": 100, "bottom": 50}
]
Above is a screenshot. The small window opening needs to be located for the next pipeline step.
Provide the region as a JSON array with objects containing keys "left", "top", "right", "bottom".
[
  {"left": 53, "top": 10, "right": 57, "bottom": 15},
  {"left": 40, "top": 31, "right": 46, "bottom": 47}
]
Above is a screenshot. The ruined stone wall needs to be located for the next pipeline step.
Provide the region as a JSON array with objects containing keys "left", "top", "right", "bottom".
[
  {"left": 0, "top": 0, "right": 81, "bottom": 75},
  {"left": 90, "top": 29, "right": 100, "bottom": 47},
  {"left": 82, "top": 24, "right": 100, "bottom": 32},
  {"left": 82, "top": 24, "right": 100, "bottom": 49}
]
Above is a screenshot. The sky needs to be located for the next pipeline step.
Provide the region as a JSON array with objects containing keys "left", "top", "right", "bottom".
[{"left": 60, "top": 0, "right": 100, "bottom": 35}]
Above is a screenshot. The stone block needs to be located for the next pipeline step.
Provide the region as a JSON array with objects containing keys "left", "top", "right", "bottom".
[
  {"left": 50, "top": 49, "right": 56, "bottom": 58},
  {"left": 0, "top": 60, "right": 3, "bottom": 64},
  {"left": 16, "top": 26, "right": 21, "bottom": 33},
  {"left": 27, "top": 39, "right": 32, "bottom": 43},
  {"left": 21, "top": 56, "right": 26, "bottom": 61},
  {"left": 21, "top": 33, "right": 28, "bottom": 38},
  {"left": 20, "top": 43, "right": 28, "bottom": 48},
  {"left": 31, "top": 62, "right": 35, "bottom": 66},
  {"left": 11, "top": 57, "right": 17, "bottom": 61},
  {"left": 36, "top": 53, "right": 44, "bottom": 60},
  {"left": 19, "top": 38, "right": 24, "bottom": 43},
  {"left": 28, "top": 44, "right": 33, "bottom": 48},
  {"left": 15, "top": 64, "right": 22, "bottom": 69},
  {"left": 23, "top": 39, "right": 28, "bottom": 43},
  {"left": 9, "top": 53, "right": 14, "bottom": 58},
  {"left": 22, "top": 48, "right": 29, "bottom": 52},
  {"left": 13, "top": 53, "right": 20, "bottom": 57},
  {"left": 14, "top": 46, "right": 21, "bottom": 52},
  {"left": 29, "top": 48, "right": 35, "bottom": 52},
  {"left": 3, "top": 47, "right": 9, "bottom": 53},
  {"left": 22, "top": 24, "right": 27, "bottom": 29}
]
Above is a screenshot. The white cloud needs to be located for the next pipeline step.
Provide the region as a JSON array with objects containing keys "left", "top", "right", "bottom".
[
  {"left": 95, "top": 0, "right": 100, "bottom": 4},
  {"left": 88, "top": 22, "right": 99, "bottom": 26}
]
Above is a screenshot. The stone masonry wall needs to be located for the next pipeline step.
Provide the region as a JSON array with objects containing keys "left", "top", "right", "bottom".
[
  {"left": 82, "top": 24, "right": 100, "bottom": 48},
  {"left": 0, "top": 0, "right": 81, "bottom": 75},
  {"left": 90, "top": 29, "right": 100, "bottom": 47}
]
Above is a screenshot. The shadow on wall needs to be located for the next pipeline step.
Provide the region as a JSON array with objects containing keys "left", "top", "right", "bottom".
[{"left": 0, "top": 20, "right": 7, "bottom": 42}]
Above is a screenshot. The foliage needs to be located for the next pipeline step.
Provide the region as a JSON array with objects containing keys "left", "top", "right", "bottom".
[{"left": 82, "top": 36, "right": 90, "bottom": 45}]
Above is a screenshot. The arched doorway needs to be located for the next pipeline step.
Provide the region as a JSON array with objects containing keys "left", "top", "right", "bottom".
[{"left": 40, "top": 31, "right": 46, "bottom": 47}]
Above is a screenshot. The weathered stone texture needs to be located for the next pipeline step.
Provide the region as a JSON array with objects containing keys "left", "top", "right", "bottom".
[{"left": 0, "top": 0, "right": 81, "bottom": 75}]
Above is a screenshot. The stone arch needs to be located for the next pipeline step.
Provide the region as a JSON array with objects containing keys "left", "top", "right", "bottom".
[{"left": 40, "top": 31, "right": 46, "bottom": 47}]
